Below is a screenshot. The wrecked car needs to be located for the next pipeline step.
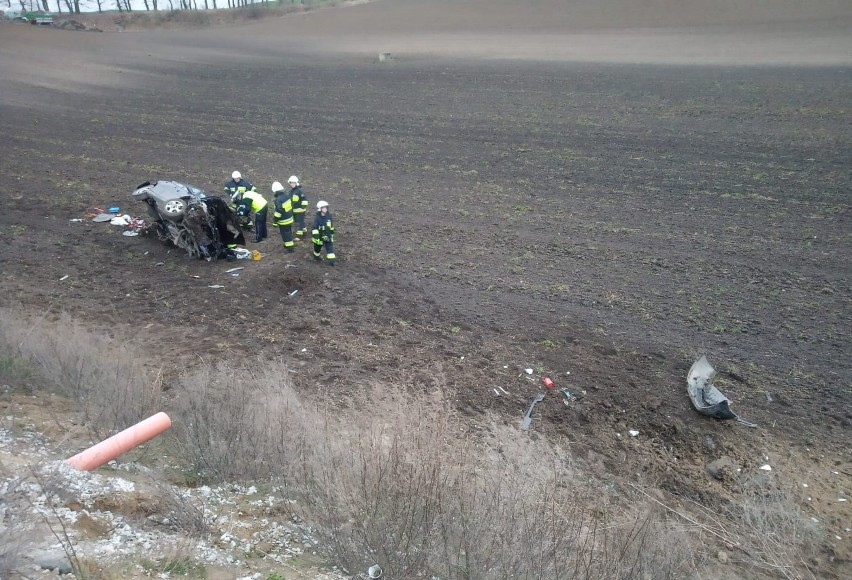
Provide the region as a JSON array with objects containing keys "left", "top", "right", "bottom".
[{"left": 133, "top": 180, "right": 245, "bottom": 260}]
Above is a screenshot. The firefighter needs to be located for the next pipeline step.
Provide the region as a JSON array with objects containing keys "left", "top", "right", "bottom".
[
  {"left": 312, "top": 200, "right": 335, "bottom": 265},
  {"left": 225, "top": 170, "right": 257, "bottom": 229},
  {"left": 235, "top": 189, "right": 268, "bottom": 243},
  {"left": 271, "top": 181, "right": 295, "bottom": 253},
  {"left": 288, "top": 175, "right": 310, "bottom": 238}
]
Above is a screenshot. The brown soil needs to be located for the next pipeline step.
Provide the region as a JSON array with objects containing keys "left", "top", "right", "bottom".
[{"left": 1, "top": 0, "right": 850, "bottom": 574}]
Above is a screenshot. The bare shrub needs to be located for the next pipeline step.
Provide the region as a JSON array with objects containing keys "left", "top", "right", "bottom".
[
  {"left": 726, "top": 476, "right": 820, "bottom": 579},
  {"left": 168, "top": 359, "right": 696, "bottom": 577},
  {"left": 0, "top": 308, "right": 162, "bottom": 441},
  {"left": 168, "top": 359, "right": 307, "bottom": 483},
  {"left": 153, "top": 480, "right": 211, "bottom": 539}
]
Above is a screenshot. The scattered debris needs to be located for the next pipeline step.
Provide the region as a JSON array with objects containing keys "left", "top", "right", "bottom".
[
  {"left": 493, "top": 388, "right": 500, "bottom": 395},
  {"left": 59, "top": 275, "right": 69, "bottom": 281},
  {"left": 497, "top": 386, "right": 509, "bottom": 395},
  {"left": 687, "top": 355, "right": 757, "bottom": 427},
  {"left": 368, "top": 564, "right": 383, "bottom": 579},
  {"left": 69, "top": 218, "right": 84, "bottom": 222},
  {"left": 759, "top": 464, "right": 772, "bottom": 471},
  {"left": 154, "top": 262, "right": 165, "bottom": 267},
  {"left": 288, "top": 289, "right": 299, "bottom": 297},
  {"left": 110, "top": 214, "right": 132, "bottom": 226},
  {"left": 92, "top": 213, "right": 113, "bottom": 223},
  {"left": 122, "top": 231, "right": 139, "bottom": 237},
  {"left": 629, "top": 430, "right": 640, "bottom": 437},
  {"left": 225, "top": 267, "right": 245, "bottom": 273},
  {"left": 542, "top": 377, "right": 555, "bottom": 389},
  {"left": 522, "top": 393, "right": 545, "bottom": 431},
  {"left": 524, "top": 368, "right": 533, "bottom": 375},
  {"left": 766, "top": 392, "right": 773, "bottom": 402},
  {"left": 108, "top": 206, "right": 120, "bottom": 214},
  {"left": 208, "top": 285, "right": 224, "bottom": 289}
]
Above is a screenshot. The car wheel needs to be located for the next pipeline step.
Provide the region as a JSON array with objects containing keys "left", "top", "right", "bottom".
[{"left": 161, "top": 199, "right": 187, "bottom": 220}]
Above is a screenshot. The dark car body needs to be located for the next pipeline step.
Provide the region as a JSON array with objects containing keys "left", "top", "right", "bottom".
[{"left": 133, "top": 180, "right": 245, "bottom": 260}]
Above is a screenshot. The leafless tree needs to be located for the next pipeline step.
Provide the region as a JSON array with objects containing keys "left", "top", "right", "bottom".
[{"left": 60, "top": 0, "right": 80, "bottom": 14}]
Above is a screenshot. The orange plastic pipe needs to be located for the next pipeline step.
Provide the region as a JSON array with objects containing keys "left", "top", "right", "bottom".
[{"left": 66, "top": 412, "right": 172, "bottom": 471}]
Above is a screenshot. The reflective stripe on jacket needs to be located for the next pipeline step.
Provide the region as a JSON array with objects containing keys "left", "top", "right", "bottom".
[
  {"left": 291, "top": 185, "right": 309, "bottom": 214},
  {"left": 273, "top": 193, "right": 294, "bottom": 226}
]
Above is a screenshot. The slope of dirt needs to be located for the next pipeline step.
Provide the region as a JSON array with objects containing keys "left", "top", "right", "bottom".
[{"left": 1, "top": 0, "right": 850, "bottom": 575}]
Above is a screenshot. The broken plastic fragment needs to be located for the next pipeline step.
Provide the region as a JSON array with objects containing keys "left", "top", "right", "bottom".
[
  {"left": 208, "top": 285, "right": 224, "bottom": 289},
  {"left": 288, "top": 290, "right": 299, "bottom": 297},
  {"left": 759, "top": 464, "right": 772, "bottom": 471},
  {"left": 524, "top": 368, "right": 533, "bottom": 375},
  {"left": 629, "top": 430, "right": 639, "bottom": 437},
  {"left": 59, "top": 275, "right": 69, "bottom": 281}
]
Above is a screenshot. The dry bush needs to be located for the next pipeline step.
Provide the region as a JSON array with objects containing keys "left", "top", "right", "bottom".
[
  {"left": 153, "top": 480, "right": 211, "bottom": 539},
  {"left": 726, "top": 476, "right": 820, "bottom": 579},
  {"left": 0, "top": 308, "right": 162, "bottom": 441},
  {"left": 168, "top": 359, "right": 308, "bottom": 482},
  {"left": 168, "top": 360, "right": 697, "bottom": 578},
  {"left": 286, "top": 390, "right": 697, "bottom": 579}
]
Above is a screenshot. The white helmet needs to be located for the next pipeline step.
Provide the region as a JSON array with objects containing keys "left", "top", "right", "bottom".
[
  {"left": 271, "top": 181, "right": 284, "bottom": 193},
  {"left": 316, "top": 200, "right": 329, "bottom": 211},
  {"left": 232, "top": 171, "right": 241, "bottom": 180},
  {"left": 288, "top": 175, "right": 299, "bottom": 186}
]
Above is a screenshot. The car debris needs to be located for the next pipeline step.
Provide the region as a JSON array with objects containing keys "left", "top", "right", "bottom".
[
  {"left": 208, "top": 285, "right": 224, "bottom": 289},
  {"left": 687, "top": 355, "right": 757, "bottom": 427},
  {"left": 133, "top": 180, "right": 245, "bottom": 260},
  {"left": 288, "top": 290, "right": 299, "bottom": 297},
  {"left": 522, "top": 393, "right": 545, "bottom": 431},
  {"left": 225, "top": 267, "right": 244, "bottom": 273},
  {"left": 629, "top": 430, "right": 640, "bottom": 437},
  {"left": 93, "top": 213, "right": 113, "bottom": 223},
  {"left": 59, "top": 275, "right": 69, "bottom": 281}
]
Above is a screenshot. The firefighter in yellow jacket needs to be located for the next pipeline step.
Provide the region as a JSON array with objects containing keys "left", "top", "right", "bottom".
[
  {"left": 235, "top": 189, "right": 268, "bottom": 243},
  {"left": 271, "top": 181, "right": 295, "bottom": 253}
]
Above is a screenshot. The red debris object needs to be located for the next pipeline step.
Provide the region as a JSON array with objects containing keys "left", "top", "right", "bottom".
[{"left": 542, "top": 377, "right": 555, "bottom": 390}]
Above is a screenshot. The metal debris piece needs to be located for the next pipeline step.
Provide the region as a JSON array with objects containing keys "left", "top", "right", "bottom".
[
  {"left": 59, "top": 275, "right": 69, "bottom": 281},
  {"left": 687, "top": 355, "right": 757, "bottom": 427},
  {"left": 208, "top": 285, "right": 224, "bottom": 289},
  {"left": 225, "top": 267, "right": 244, "bottom": 273},
  {"left": 522, "top": 393, "right": 546, "bottom": 431},
  {"left": 288, "top": 289, "right": 299, "bottom": 297}
]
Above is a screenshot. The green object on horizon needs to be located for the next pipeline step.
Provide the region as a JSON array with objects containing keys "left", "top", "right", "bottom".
[{"left": 25, "top": 11, "right": 54, "bottom": 25}]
